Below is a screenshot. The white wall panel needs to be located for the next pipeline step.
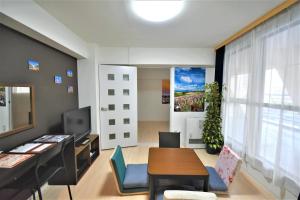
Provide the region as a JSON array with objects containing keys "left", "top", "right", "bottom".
[{"left": 138, "top": 68, "right": 170, "bottom": 122}]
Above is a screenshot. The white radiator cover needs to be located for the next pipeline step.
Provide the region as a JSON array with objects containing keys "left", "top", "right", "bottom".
[{"left": 186, "top": 117, "right": 205, "bottom": 148}]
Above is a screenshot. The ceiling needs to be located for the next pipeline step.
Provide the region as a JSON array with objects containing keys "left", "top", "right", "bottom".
[{"left": 35, "top": 0, "right": 284, "bottom": 48}]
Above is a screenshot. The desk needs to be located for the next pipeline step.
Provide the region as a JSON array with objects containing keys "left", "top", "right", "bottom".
[
  {"left": 148, "top": 148, "right": 209, "bottom": 200},
  {"left": 0, "top": 135, "right": 73, "bottom": 200},
  {"left": 0, "top": 154, "right": 38, "bottom": 189}
]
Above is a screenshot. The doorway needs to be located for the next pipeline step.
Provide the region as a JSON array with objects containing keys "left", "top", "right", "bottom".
[{"left": 137, "top": 67, "right": 170, "bottom": 146}]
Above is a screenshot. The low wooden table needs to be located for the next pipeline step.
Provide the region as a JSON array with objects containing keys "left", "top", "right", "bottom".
[{"left": 148, "top": 148, "right": 209, "bottom": 200}]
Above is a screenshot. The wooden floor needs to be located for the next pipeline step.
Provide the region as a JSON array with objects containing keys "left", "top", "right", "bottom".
[
  {"left": 138, "top": 121, "right": 169, "bottom": 145},
  {"left": 42, "top": 122, "right": 276, "bottom": 200}
]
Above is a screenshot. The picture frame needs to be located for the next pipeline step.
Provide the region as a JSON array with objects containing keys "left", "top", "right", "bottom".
[
  {"left": 174, "top": 67, "right": 206, "bottom": 112},
  {"left": 67, "top": 86, "right": 74, "bottom": 93},
  {"left": 162, "top": 79, "right": 170, "bottom": 104},
  {"left": 54, "top": 75, "right": 62, "bottom": 84},
  {"left": 67, "top": 69, "right": 73, "bottom": 77},
  {"left": 28, "top": 59, "right": 40, "bottom": 72}
]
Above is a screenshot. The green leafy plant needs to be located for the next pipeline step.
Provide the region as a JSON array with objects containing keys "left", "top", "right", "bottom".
[{"left": 202, "top": 82, "right": 224, "bottom": 154}]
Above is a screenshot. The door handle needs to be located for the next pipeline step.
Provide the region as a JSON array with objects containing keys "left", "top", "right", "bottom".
[{"left": 101, "top": 107, "right": 108, "bottom": 111}]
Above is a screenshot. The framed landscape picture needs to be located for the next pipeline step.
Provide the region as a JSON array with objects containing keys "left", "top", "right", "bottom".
[
  {"left": 174, "top": 67, "right": 206, "bottom": 112},
  {"left": 28, "top": 59, "right": 40, "bottom": 72},
  {"left": 67, "top": 69, "right": 73, "bottom": 77},
  {"left": 54, "top": 75, "right": 62, "bottom": 84},
  {"left": 162, "top": 79, "right": 170, "bottom": 104}
]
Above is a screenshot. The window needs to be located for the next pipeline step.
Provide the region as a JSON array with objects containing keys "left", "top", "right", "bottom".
[
  {"left": 124, "top": 132, "right": 130, "bottom": 138},
  {"left": 108, "top": 74, "right": 115, "bottom": 80},
  {"left": 109, "top": 133, "right": 116, "bottom": 140},
  {"left": 123, "top": 89, "right": 130, "bottom": 96},
  {"left": 108, "top": 89, "right": 115, "bottom": 96},
  {"left": 123, "top": 104, "right": 130, "bottom": 110},
  {"left": 123, "top": 74, "right": 130, "bottom": 81},
  {"left": 13, "top": 87, "right": 30, "bottom": 94},
  {"left": 123, "top": 118, "right": 130, "bottom": 124},
  {"left": 109, "top": 119, "right": 115, "bottom": 125},
  {"left": 108, "top": 104, "right": 115, "bottom": 111},
  {"left": 258, "top": 28, "right": 300, "bottom": 175},
  {"left": 223, "top": 4, "right": 300, "bottom": 192}
]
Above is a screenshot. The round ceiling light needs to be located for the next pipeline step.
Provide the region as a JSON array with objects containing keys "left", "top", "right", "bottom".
[{"left": 131, "top": 0, "right": 184, "bottom": 22}]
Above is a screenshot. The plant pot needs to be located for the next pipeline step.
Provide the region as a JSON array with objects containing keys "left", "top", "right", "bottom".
[{"left": 206, "top": 145, "right": 221, "bottom": 154}]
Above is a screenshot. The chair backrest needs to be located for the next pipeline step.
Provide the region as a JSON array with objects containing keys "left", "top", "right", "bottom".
[
  {"left": 110, "top": 145, "right": 126, "bottom": 193},
  {"left": 159, "top": 132, "right": 180, "bottom": 148},
  {"left": 36, "top": 142, "right": 63, "bottom": 168},
  {"left": 215, "top": 145, "right": 242, "bottom": 187}
]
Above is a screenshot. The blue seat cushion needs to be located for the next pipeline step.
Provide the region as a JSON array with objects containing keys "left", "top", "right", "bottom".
[
  {"left": 123, "top": 164, "right": 149, "bottom": 189},
  {"left": 206, "top": 166, "right": 228, "bottom": 192},
  {"left": 156, "top": 192, "right": 164, "bottom": 200}
]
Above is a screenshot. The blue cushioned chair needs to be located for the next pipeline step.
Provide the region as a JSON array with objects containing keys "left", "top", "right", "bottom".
[
  {"left": 205, "top": 145, "right": 242, "bottom": 194},
  {"left": 206, "top": 167, "right": 228, "bottom": 192},
  {"left": 110, "top": 145, "right": 149, "bottom": 195}
]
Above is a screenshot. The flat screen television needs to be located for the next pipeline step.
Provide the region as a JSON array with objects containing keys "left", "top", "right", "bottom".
[{"left": 62, "top": 106, "right": 91, "bottom": 142}]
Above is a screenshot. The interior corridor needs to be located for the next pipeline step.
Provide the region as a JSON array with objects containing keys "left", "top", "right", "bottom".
[{"left": 138, "top": 121, "right": 169, "bottom": 146}]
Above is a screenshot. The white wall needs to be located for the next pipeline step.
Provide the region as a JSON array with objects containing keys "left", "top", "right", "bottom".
[
  {"left": 79, "top": 46, "right": 216, "bottom": 144},
  {"left": 77, "top": 44, "right": 100, "bottom": 134},
  {"left": 0, "top": 0, "right": 88, "bottom": 59},
  {"left": 98, "top": 47, "right": 215, "bottom": 65},
  {"left": 130, "top": 48, "right": 215, "bottom": 65},
  {"left": 138, "top": 68, "right": 170, "bottom": 122},
  {"left": 170, "top": 67, "right": 215, "bottom": 146}
]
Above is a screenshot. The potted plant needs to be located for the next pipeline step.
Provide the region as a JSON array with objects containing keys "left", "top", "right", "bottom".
[{"left": 202, "top": 82, "right": 224, "bottom": 154}]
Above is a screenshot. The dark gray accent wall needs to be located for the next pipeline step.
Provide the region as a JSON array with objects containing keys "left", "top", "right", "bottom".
[{"left": 0, "top": 24, "right": 78, "bottom": 151}]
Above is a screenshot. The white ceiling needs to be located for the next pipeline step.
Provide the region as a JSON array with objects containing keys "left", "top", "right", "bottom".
[{"left": 35, "top": 0, "right": 283, "bottom": 48}]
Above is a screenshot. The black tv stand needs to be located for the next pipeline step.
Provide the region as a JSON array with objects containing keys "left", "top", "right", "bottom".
[
  {"left": 49, "top": 134, "right": 99, "bottom": 185},
  {"left": 74, "top": 134, "right": 99, "bottom": 180},
  {"left": 75, "top": 137, "right": 90, "bottom": 147},
  {"left": 75, "top": 135, "right": 88, "bottom": 146},
  {"left": 81, "top": 138, "right": 90, "bottom": 145}
]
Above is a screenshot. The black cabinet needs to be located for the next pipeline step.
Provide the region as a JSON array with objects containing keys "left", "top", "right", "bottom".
[{"left": 49, "top": 134, "right": 100, "bottom": 185}]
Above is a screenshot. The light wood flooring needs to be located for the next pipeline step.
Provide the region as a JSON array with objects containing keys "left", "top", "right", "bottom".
[
  {"left": 43, "top": 147, "right": 275, "bottom": 200},
  {"left": 42, "top": 121, "right": 276, "bottom": 200},
  {"left": 138, "top": 121, "right": 169, "bottom": 145}
]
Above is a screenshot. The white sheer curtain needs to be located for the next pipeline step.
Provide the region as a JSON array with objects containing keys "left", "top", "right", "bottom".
[{"left": 223, "top": 3, "right": 300, "bottom": 196}]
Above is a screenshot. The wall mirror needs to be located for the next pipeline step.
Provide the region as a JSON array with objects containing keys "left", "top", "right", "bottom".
[{"left": 0, "top": 84, "right": 35, "bottom": 138}]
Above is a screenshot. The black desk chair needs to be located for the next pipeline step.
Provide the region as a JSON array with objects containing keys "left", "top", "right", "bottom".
[
  {"left": 34, "top": 141, "right": 72, "bottom": 200},
  {"left": 159, "top": 132, "right": 180, "bottom": 148},
  {"left": 5, "top": 141, "right": 72, "bottom": 200}
]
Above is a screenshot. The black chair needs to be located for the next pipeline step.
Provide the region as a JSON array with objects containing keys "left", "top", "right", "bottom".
[
  {"left": 34, "top": 141, "right": 72, "bottom": 200},
  {"left": 5, "top": 141, "right": 72, "bottom": 200},
  {"left": 159, "top": 132, "right": 180, "bottom": 148}
]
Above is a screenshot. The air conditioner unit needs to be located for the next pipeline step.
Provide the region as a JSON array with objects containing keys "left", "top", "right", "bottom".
[{"left": 186, "top": 118, "right": 205, "bottom": 148}]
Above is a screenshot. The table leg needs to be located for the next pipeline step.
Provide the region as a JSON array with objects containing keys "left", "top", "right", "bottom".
[
  {"left": 149, "top": 175, "right": 156, "bottom": 200},
  {"left": 203, "top": 176, "right": 209, "bottom": 192}
]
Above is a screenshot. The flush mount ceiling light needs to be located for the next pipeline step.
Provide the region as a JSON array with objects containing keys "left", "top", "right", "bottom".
[{"left": 131, "top": 0, "right": 184, "bottom": 22}]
